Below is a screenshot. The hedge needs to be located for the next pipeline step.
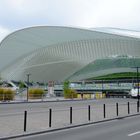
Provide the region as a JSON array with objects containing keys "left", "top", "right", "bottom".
[
  {"left": 64, "top": 89, "right": 77, "bottom": 99},
  {"left": 29, "top": 88, "right": 44, "bottom": 99},
  {"left": 0, "top": 88, "right": 15, "bottom": 101}
]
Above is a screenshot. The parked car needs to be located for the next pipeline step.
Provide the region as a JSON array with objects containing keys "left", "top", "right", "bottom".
[{"left": 1, "top": 81, "right": 19, "bottom": 94}]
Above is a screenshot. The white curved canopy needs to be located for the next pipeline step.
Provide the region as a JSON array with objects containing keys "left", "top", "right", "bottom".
[{"left": 0, "top": 26, "right": 140, "bottom": 82}]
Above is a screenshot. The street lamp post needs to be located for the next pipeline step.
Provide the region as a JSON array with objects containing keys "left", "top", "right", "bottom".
[
  {"left": 136, "top": 67, "right": 140, "bottom": 107},
  {"left": 26, "top": 73, "right": 31, "bottom": 102},
  {"left": 132, "top": 67, "right": 140, "bottom": 106},
  {"left": 101, "top": 80, "right": 104, "bottom": 94}
]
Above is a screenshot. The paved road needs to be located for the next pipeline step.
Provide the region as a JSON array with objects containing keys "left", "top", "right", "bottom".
[
  {"left": 0, "top": 98, "right": 138, "bottom": 138},
  {"left": 15, "top": 115, "right": 140, "bottom": 140},
  {"left": 0, "top": 98, "right": 136, "bottom": 114}
]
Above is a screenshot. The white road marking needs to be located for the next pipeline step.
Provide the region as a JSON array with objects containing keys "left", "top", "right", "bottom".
[{"left": 128, "top": 131, "right": 140, "bottom": 136}]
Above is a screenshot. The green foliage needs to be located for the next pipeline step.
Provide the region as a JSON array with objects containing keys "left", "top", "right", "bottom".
[
  {"left": 29, "top": 88, "right": 44, "bottom": 99},
  {"left": 0, "top": 88, "right": 15, "bottom": 101},
  {"left": 63, "top": 81, "right": 70, "bottom": 90},
  {"left": 0, "top": 88, "right": 3, "bottom": 94},
  {"left": 63, "top": 81, "right": 77, "bottom": 99},
  {"left": 0, "top": 81, "right": 2, "bottom": 86},
  {"left": 19, "top": 81, "right": 25, "bottom": 89},
  {"left": 64, "top": 89, "right": 77, "bottom": 99}
]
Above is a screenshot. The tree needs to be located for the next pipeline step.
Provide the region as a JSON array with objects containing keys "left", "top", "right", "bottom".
[
  {"left": 63, "top": 81, "right": 77, "bottom": 99},
  {"left": 63, "top": 81, "right": 70, "bottom": 90},
  {"left": 19, "top": 81, "right": 25, "bottom": 89}
]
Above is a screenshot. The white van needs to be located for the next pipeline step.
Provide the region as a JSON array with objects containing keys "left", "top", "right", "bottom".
[{"left": 129, "top": 88, "right": 140, "bottom": 98}]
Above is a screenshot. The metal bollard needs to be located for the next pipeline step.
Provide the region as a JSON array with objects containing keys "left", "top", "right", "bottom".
[
  {"left": 24, "top": 111, "right": 27, "bottom": 132},
  {"left": 49, "top": 109, "right": 52, "bottom": 127},
  {"left": 116, "top": 103, "right": 118, "bottom": 116},
  {"left": 137, "top": 101, "right": 139, "bottom": 113},
  {"left": 128, "top": 102, "right": 130, "bottom": 114},
  {"left": 88, "top": 105, "right": 91, "bottom": 121},
  {"left": 70, "top": 107, "right": 72, "bottom": 124},
  {"left": 103, "top": 104, "right": 106, "bottom": 118}
]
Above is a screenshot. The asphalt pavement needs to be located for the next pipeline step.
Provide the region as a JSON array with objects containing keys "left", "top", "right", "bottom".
[
  {"left": 14, "top": 115, "right": 140, "bottom": 140},
  {"left": 0, "top": 98, "right": 139, "bottom": 138},
  {"left": 0, "top": 98, "right": 136, "bottom": 114}
]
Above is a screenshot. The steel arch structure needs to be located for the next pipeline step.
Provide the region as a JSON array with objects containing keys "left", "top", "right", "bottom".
[{"left": 0, "top": 26, "right": 140, "bottom": 82}]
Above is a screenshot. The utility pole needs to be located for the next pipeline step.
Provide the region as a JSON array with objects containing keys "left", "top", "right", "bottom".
[{"left": 26, "top": 73, "right": 31, "bottom": 102}]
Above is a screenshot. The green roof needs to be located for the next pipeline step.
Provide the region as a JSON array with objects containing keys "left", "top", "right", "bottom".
[{"left": 68, "top": 57, "right": 140, "bottom": 81}]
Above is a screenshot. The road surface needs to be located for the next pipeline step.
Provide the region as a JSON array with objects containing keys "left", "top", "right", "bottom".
[
  {"left": 0, "top": 98, "right": 136, "bottom": 114},
  {"left": 0, "top": 98, "right": 138, "bottom": 138},
  {"left": 15, "top": 115, "right": 140, "bottom": 140}
]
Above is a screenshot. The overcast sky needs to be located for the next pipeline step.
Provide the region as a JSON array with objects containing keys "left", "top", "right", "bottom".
[{"left": 0, "top": 0, "right": 140, "bottom": 42}]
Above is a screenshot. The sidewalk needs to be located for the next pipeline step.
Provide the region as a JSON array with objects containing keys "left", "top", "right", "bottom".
[
  {"left": 0, "top": 99, "right": 139, "bottom": 139},
  {"left": 0, "top": 96, "right": 90, "bottom": 104}
]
